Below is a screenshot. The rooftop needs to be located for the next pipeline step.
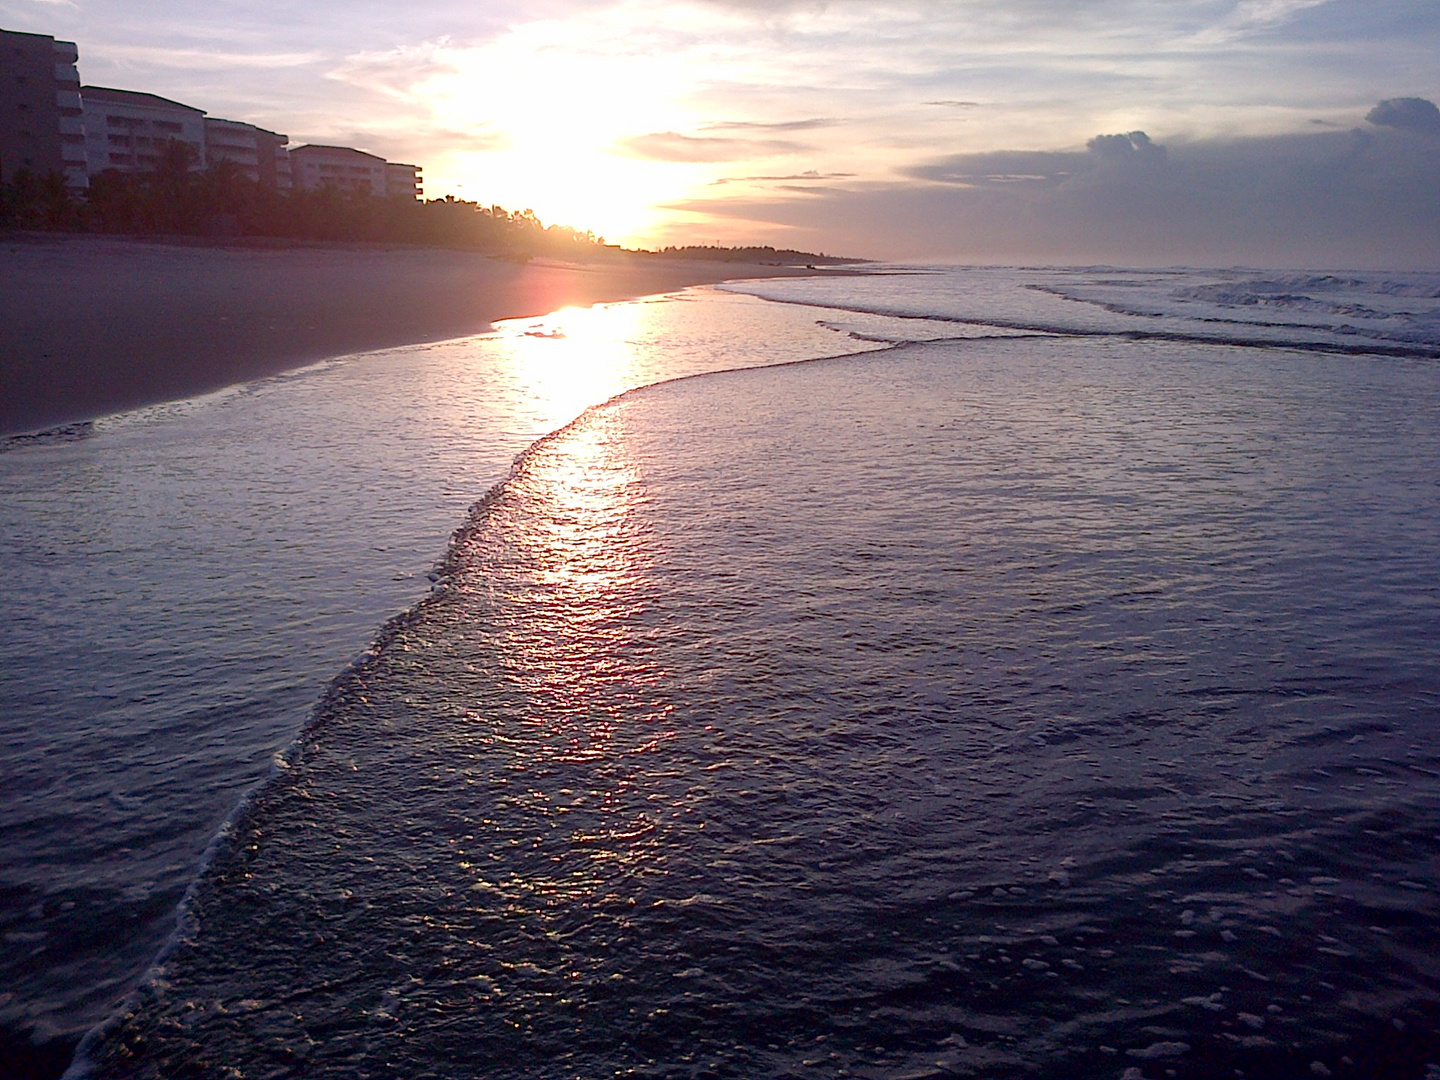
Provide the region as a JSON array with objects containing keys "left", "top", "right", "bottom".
[
  {"left": 206, "top": 117, "right": 287, "bottom": 140},
  {"left": 290, "top": 144, "right": 385, "bottom": 163},
  {"left": 81, "top": 86, "right": 205, "bottom": 114}
]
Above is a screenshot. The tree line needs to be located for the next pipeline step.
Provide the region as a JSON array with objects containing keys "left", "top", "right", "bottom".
[
  {"left": 654, "top": 245, "right": 856, "bottom": 265},
  {"left": 0, "top": 141, "right": 610, "bottom": 259}
]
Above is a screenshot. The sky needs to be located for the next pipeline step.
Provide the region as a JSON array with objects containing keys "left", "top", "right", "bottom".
[{"left": 4, "top": 0, "right": 1438, "bottom": 265}]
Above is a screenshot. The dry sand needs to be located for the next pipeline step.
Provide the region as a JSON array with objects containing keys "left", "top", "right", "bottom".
[{"left": 0, "top": 234, "right": 817, "bottom": 435}]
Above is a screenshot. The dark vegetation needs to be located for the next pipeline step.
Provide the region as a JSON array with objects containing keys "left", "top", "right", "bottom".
[
  {"left": 1, "top": 140, "right": 606, "bottom": 259},
  {"left": 655, "top": 244, "right": 856, "bottom": 265},
  {"left": 1, "top": 140, "right": 852, "bottom": 264}
]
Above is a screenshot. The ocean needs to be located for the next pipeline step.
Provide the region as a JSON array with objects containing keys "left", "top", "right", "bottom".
[{"left": 3, "top": 266, "right": 1439, "bottom": 1079}]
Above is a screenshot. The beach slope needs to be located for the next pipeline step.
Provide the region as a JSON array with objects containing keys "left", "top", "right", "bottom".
[{"left": 0, "top": 235, "right": 814, "bottom": 435}]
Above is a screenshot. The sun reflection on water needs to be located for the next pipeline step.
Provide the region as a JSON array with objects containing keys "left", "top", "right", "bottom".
[
  {"left": 448, "top": 403, "right": 679, "bottom": 915},
  {"left": 490, "top": 300, "right": 660, "bottom": 432},
  {"left": 471, "top": 404, "right": 673, "bottom": 772}
]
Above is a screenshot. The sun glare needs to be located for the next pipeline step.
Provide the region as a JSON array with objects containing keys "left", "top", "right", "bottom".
[
  {"left": 417, "top": 21, "right": 717, "bottom": 244},
  {"left": 490, "top": 301, "right": 652, "bottom": 428}
]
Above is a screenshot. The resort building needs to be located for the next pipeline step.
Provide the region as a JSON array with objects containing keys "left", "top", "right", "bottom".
[
  {"left": 6, "top": 26, "right": 426, "bottom": 200},
  {"left": 0, "top": 28, "right": 88, "bottom": 191},
  {"left": 290, "top": 144, "right": 422, "bottom": 199},
  {"left": 290, "top": 144, "right": 388, "bottom": 196},
  {"left": 81, "top": 86, "right": 206, "bottom": 175},
  {"left": 386, "top": 161, "right": 423, "bottom": 200},
  {"left": 205, "top": 117, "right": 292, "bottom": 190}
]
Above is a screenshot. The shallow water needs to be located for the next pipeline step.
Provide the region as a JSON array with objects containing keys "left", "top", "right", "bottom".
[
  {"left": 74, "top": 282, "right": 1440, "bottom": 1079},
  {"left": 0, "top": 288, "right": 865, "bottom": 1066}
]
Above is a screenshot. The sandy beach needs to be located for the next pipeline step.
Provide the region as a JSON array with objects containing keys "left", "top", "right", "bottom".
[{"left": 0, "top": 234, "right": 816, "bottom": 435}]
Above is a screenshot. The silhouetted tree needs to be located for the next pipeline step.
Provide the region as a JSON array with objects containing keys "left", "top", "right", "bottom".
[
  {"left": 0, "top": 167, "right": 81, "bottom": 230},
  {"left": 3, "top": 161, "right": 842, "bottom": 263}
]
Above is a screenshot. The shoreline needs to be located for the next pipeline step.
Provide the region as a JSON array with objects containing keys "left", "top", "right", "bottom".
[{"left": 0, "top": 233, "right": 827, "bottom": 436}]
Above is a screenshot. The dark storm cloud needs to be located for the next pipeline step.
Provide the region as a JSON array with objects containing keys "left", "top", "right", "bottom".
[
  {"left": 1366, "top": 97, "right": 1440, "bottom": 135},
  {"left": 676, "top": 110, "right": 1440, "bottom": 267}
]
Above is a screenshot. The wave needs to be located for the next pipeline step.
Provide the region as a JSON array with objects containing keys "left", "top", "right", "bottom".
[
  {"left": 1183, "top": 273, "right": 1440, "bottom": 300},
  {"left": 53, "top": 268, "right": 1440, "bottom": 1076},
  {"left": 732, "top": 289, "right": 1440, "bottom": 360},
  {"left": 61, "top": 338, "right": 895, "bottom": 1080},
  {"left": 725, "top": 265, "right": 1440, "bottom": 359},
  {"left": 1, "top": 421, "right": 94, "bottom": 451},
  {"left": 66, "top": 317, "right": 1440, "bottom": 1078}
]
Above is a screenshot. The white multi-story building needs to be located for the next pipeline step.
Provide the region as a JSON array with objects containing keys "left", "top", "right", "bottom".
[
  {"left": 290, "top": 144, "right": 422, "bottom": 200},
  {"left": 0, "top": 28, "right": 88, "bottom": 191},
  {"left": 386, "top": 161, "right": 422, "bottom": 200},
  {"left": 10, "top": 31, "right": 426, "bottom": 202},
  {"left": 205, "top": 117, "right": 291, "bottom": 191},
  {"left": 289, "top": 144, "right": 387, "bottom": 196},
  {"left": 81, "top": 86, "right": 206, "bottom": 175}
]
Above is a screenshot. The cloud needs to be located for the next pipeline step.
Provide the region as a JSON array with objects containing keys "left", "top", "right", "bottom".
[
  {"left": 90, "top": 44, "right": 324, "bottom": 69},
  {"left": 1185, "top": 0, "right": 1339, "bottom": 45},
  {"left": 699, "top": 118, "right": 839, "bottom": 132},
  {"left": 711, "top": 170, "right": 855, "bottom": 185},
  {"left": 1229, "top": 0, "right": 1336, "bottom": 27},
  {"left": 671, "top": 110, "right": 1440, "bottom": 267},
  {"left": 327, "top": 39, "right": 461, "bottom": 100},
  {"left": 1366, "top": 97, "right": 1440, "bottom": 135},
  {"left": 907, "top": 150, "right": 1074, "bottom": 187},
  {"left": 1086, "top": 130, "right": 1166, "bottom": 161},
  {"left": 617, "top": 131, "right": 807, "bottom": 162}
]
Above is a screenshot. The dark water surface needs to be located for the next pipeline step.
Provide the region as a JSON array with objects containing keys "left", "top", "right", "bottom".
[
  {"left": 77, "top": 318, "right": 1440, "bottom": 1078},
  {"left": 0, "top": 290, "right": 863, "bottom": 1075}
]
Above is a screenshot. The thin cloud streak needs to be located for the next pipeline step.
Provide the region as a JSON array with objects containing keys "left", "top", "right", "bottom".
[
  {"left": 93, "top": 44, "right": 325, "bottom": 70},
  {"left": 620, "top": 131, "right": 810, "bottom": 162},
  {"left": 699, "top": 118, "right": 840, "bottom": 132}
]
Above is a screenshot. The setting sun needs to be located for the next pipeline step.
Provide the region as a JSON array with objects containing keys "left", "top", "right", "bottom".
[{"left": 407, "top": 20, "right": 719, "bottom": 243}]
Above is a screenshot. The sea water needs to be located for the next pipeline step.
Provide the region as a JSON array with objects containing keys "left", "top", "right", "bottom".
[
  {"left": 3, "top": 267, "right": 1439, "bottom": 1078},
  {"left": 0, "top": 289, "right": 872, "bottom": 1072}
]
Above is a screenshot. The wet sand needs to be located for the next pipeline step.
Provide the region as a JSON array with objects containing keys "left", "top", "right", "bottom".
[{"left": 0, "top": 234, "right": 817, "bottom": 435}]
